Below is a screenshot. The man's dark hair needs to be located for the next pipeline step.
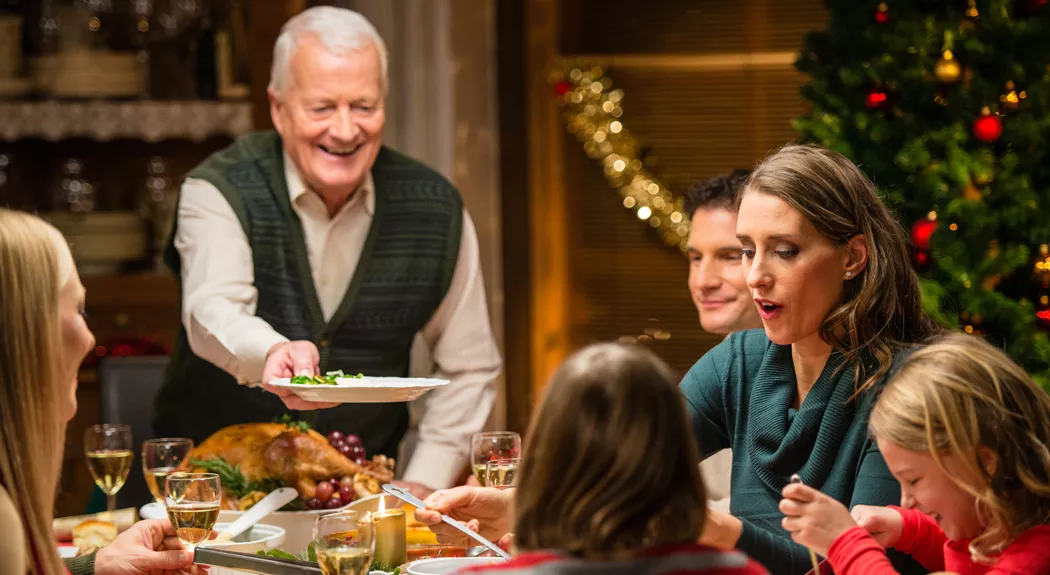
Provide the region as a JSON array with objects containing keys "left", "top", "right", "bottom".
[{"left": 683, "top": 169, "right": 752, "bottom": 217}]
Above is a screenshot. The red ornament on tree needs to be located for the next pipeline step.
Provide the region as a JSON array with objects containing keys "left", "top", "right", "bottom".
[
  {"left": 973, "top": 107, "right": 1002, "bottom": 143},
  {"left": 1038, "top": 307, "right": 1050, "bottom": 327},
  {"left": 875, "top": 2, "right": 890, "bottom": 23},
  {"left": 911, "top": 218, "right": 937, "bottom": 251},
  {"left": 865, "top": 89, "right": 889, "bottom": 109},
  {"left": 554, "top": 81, "right": 572, "bottom": 96}
]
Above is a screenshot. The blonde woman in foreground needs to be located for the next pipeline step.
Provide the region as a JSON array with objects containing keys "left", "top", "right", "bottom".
[
  {"left": 781, "top": 333, "right": 1050, "bottom": 574},
  {"left": 0, "top": 209, "right": 203, "bottom": 574}
]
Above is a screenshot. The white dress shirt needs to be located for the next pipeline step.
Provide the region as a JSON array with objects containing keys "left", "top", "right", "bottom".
[{"left": 173, "top": 151, "right": 503, "bottom": 489}]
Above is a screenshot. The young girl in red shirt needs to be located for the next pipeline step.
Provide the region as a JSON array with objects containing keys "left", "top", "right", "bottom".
[{"left": 779, "top": 332, "right": 1050, "bottom": 574}]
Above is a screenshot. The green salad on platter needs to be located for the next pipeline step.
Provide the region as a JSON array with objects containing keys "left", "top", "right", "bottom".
[{"left": 289, "top": 370, "right": 364, "bottom": 385}]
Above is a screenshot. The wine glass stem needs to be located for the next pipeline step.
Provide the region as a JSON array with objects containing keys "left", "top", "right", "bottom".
[{"left": 107, "top": 494, "right": 116, "bottom": 512}]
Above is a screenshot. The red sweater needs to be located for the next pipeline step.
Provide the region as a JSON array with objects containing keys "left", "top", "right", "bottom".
[
  {"left": 462, "top": 544, "right": 769, "bottom": 575},
  {"left": 826, "top": 506, "right": 1050, "bottom": 575}
]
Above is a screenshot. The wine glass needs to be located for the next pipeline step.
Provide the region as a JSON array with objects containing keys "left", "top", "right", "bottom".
[
  {"left": 141, "top": 438, "right": 193, "bottom": 504},
  {"left": 165, "top": 472, "right": 221, "bottom": 552},
  {"left": 470, "top": 432, "right": 521, "bottom": 487},
  {"left": 84, "top": 424, "right": 134, "bottom": 511},
  {"left": 314, "top": 511, "right": 376, "bottom": 575},
  {"left": 485, "top": 458, "right": 520, "bottom": 489}
]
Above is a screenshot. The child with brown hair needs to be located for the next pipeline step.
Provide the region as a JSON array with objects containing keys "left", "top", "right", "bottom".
[
  {"left": 464, "top": 343, "right": 768, "bottom": 575},
  {"left": 779, "top": 332, "right": 1050, "bottom": 574}
]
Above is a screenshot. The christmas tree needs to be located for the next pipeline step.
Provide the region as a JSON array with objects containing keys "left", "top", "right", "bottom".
[{"left": 795, "top": 0, "right": 1050, "bottom": 385}]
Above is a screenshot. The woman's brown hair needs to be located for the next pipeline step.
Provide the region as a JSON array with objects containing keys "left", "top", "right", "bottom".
[
  {"left": 741, "top": 143, "right": 941, "bottom": 395},
  {"left": 512, "top": 343, "right": 706, "bottom": 558},
  {"left": 0, "top": 209, "right": 71, "bottom": 574},
  {"left": 870, "top": 332, "right": 1050, "bottom": 563}
]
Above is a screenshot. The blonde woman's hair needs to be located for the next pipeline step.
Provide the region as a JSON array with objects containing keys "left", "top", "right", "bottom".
[
  {"left": 870, "top": 333, "right": 1050, "bottom": 562},
  {"left": 741, "top": 144, "right": 941, "bottom": 395},
  {"left": 0, "top": 209, "right": 71, "bottom": 574},
  {"left": 512, "top": 343, "right": 706, "bottom": 558}
]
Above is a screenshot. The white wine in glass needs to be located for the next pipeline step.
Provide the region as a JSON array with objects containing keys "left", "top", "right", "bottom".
[
  {"left": 165, "top": 472, "right": 221, "bottom": 552},
  {"left": 470, "top": 432, "right": 520, "bottom": 487},
  {"left": 142, "top": 438, "right": 193, "bottom": 503},
  {"left": 485, "top": 458, "right": 520, "bottom": 489},
  {"left": 84, "top": 424, "right": 133, "bottom": 511},
  {"left": 314, "top": 511, "right": 375, "bottom": 575}
]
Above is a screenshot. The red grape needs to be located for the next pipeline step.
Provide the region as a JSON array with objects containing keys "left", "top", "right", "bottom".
[
  {"left": 353, "top": 457, "right": 366, "bottom": 465},
  {"left": 331, "top": 440, "right": 347, "bottom": 451},
  {"left": 338, "top": 444, "right": 353, "bottom": 458},
  {"left": 339, "top": 476, "right": 353, "bottom": 488},
  {"left": 325, "top": 496, "right": 344, "bottom": 509},
  {"left": 305, "top": 497, "right": 322, "bottom": 510},
  {"left": 338, "top": 484, "right": 355, "bottom": 502},
  {"left": 344, "top": 434, "right": 362, "bottom": 447},
  {"left": 350, "top": 445, "right": 366, "bottom": 459},
  {"left": 315, "top": 481, "right": 334, "bottom": 502},
  {"left": 329, "top": 477, "right": 340, "bottom": 486},
  {"left": 327, "top": 430, "right": 344, "bottom": 444}
]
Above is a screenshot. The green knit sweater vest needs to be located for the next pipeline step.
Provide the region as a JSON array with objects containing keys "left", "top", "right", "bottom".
[{"left": 155, "top": 131, "right": 462, "bottom": 459}]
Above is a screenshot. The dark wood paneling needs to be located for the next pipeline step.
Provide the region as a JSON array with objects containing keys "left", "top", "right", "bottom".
[
  {"left": 497, "top": 0, "right": 534, "bottom": 435},
  {"left": 560, "top": 0, "right": 827, "bottom": 55}
]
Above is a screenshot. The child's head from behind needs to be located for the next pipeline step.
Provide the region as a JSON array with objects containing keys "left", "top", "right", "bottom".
[
  {"left": 513, "top": 343, "right": 706, "bottom": 558},
  {"left": 870, "top": 333, "right": 1050, "bottom": 560}
]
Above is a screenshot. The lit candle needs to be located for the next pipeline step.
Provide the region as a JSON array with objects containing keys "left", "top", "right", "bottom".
[{"left": 371, "top": 496, "right": 407, "bottom": 570}]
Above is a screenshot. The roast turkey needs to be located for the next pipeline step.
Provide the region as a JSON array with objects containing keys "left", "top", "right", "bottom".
[{"left": 181, "top": 422, "right": 394, "bottom": 506}]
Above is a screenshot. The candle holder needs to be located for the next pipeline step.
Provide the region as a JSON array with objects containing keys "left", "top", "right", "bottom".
[{"left": 371, "top": 503, "right": 407, "bottom": 570}]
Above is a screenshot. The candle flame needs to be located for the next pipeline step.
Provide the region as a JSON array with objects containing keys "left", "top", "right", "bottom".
[{"left": 378, "top": 495, "right": 386, "bottom": 513}]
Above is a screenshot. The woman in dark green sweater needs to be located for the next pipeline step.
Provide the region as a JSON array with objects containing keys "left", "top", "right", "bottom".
[{"left": 681, "top": 144, "right": 940, "bottom": 575}]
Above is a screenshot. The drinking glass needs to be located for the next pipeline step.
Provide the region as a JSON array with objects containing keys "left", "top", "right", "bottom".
[
  {"left": 142, "top": 438, "right": 193, "bottom": 504},
  {"left": 165, "top": 472, "right": 221, "bottom": 552},
  {"left": 84, "top": 424, "right": 133, "bottom": 511},
  {"left": 314, "top": 511, "right": 376, "bottom": 575},
  {"left": 485, "top": 458, "right": 520, "bottom": 489},
  {"left": 470, "top": 432, "right": 521, "bottom": 487}
]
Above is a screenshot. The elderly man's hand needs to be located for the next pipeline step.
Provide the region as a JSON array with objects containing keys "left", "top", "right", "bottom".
[
  {"left": 413, "top": 487, "right": 513, "bottom": 546},
  {"left": 260, "top": 341, "right": 340, "bottom": 410}
]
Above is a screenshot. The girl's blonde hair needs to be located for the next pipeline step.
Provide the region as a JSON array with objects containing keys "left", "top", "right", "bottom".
[
  {"left": 513, "top": 343, "right": 706, "bottom": 558},
  {"left": 0, "top": 209, "right": 73, "bottom": 574},
  {"left": 870, "top": 332, "right": 1050, "bottom": 562},
  {"left": 742, "top": 144, "right": 940, "bottom": 396}
]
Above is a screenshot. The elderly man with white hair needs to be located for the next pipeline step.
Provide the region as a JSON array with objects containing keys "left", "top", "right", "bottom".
[{"left": 153, "top": 6, "right": 502, "bottom": 497}]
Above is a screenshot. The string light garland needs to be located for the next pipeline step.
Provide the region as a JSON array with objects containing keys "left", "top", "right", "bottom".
[{"left": 550, "top": 59, "right": 691, "bottom": 252}]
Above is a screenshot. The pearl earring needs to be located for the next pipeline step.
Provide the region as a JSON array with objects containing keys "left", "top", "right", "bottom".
[{"left": 845, "top": 271, "right": 853, "bottom": 278}]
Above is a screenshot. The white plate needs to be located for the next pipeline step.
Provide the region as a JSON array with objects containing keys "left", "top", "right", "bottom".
[
  {"left": 58, "top": 546, "right": 78, "bottom": 559},
  {"left": 406, "top": 557, "right": 508, "bottom": 575},
  {"left": 268, "top": 376, "right": 449, "bottom": 404},
  {"left": 200, "top": 522, "right": 285, "bottom": 552}
]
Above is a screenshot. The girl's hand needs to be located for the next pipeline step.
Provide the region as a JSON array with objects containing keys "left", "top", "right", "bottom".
[
  {"left": 850, "top": 505, "right": 903, "bottom": 548},
  {"left": 779, "top": 483, "right": 857, "bottom": 557}
]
